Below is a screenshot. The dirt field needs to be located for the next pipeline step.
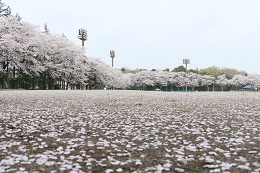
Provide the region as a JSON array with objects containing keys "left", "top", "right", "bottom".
[{"left": 0, "top": 90, "right": 259, "bottom": 173}]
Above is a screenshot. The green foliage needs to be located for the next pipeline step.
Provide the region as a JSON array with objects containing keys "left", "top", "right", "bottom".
[
  {"left": 120, "top": 67, "right": 137, "bottom": 74},
  {"left": 199, "top": 66, "right": 222, "bottom": 77},
  {"left": 188, "top": 68, "right": 199, "bottom": 73},
  {"left": 199, "top": 66, "right": 247, "bottom": 79},
  {"left": 163, "top": 68, "right": 170, "bottom": 72},
  {"left": 172, "top": 65, "right": 186, "bottom": 72},
  {"left": 121, "top": 67, "right": 126, "bottom": 73},
  {"left": 172, "top": 65, "right": 198, "bottom": 73},
  {"left": 221, "top": 68, "right": 239, "bottom": 79}
]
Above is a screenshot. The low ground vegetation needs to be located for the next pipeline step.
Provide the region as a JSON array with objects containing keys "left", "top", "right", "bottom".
[{"left": 0, "top": 90, "right": 259, "bottom": 172}]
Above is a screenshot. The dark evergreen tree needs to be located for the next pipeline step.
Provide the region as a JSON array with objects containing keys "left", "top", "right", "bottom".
[
  {"left": 0, "top": 0, "right": 11, "bottom": 17},
  {"left": 15, "top": 13, "right": 22, "bottom": 21},
  {"left": 172, "top": 65, "right": 186, "bottom": 72},
  {"left": 43, "top": 23, "right": 50, "bottom": 34}
]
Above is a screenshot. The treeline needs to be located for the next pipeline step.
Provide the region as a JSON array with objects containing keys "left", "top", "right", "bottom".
[
  {"left": 0, "top": 14, "right": 127, "bottom": 90},
  {"left": 125, "top": 70, "right": 260, "bottom": 91}
]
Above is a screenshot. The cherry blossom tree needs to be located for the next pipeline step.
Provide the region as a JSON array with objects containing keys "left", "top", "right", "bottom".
[
  {"left": 153, "top": 70, "right": 168, "bottom": 90},
  {"left": 0, "top": 16, "right": 40, "bottom": 88},
  {"left": 167, "top": 72, "right": 177, "bottom": 91},
  {"left": 86, "top": 58, "right": 128, "bottom": 89},
  {"left": 246, "top": 74, "right": 260, "bottom": 90},
  {"left": 230, "top": 74, "right": 248, "bottom": 90},
  {"left": 38, "top": 33, "right": 88, "bottom": 89},
  {"left": 200, "top": 75, "right": 214, "bottom": 91},
  {"left": 130, "top": 70, "right": 155, "bottom": 90},
  {"left": 187, "top": 72, "right": 201, "bottom": 91},
  {"left": 175, "top": 72, "right": 186, "bottom": 90},
  {"left": 215, "top": 74, "right": 230, "bottom": 91}
]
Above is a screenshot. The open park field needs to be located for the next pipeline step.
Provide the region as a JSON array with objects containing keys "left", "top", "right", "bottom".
[{"left": 0, "top": 90, "right": 259, "bottom": 173}]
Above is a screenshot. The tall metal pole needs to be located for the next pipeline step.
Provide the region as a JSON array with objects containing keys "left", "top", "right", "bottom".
[
  {"left": 110, "top": 50, "right": 115, "bottom": 67},
  {"left": 78, "top": 28, "right": 87, "bottom": 90},
  {"left": 183, "top": 59, "right": 190, "bottom": 91},
  {"left": 185, "top": 63, "right": 188, "bottom": 91},
  {"left": 112, "top": 58, "right": 114, "bottom": 67},
  {"left": 82, "top": 40, "right": 85, "bottom": 64},
  {"left": 78, "top": 28, "right": 87, "bottom": 63}
]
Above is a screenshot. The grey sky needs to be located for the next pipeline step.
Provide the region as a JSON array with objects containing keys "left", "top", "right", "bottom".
[{"left": 7, "top": 0, "right": 260, "bottom": 74}]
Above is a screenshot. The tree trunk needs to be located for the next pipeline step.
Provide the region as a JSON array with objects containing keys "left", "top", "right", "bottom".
[
  {"left": 3, "top": 62, "right": 10, "bottom": 89},
  {"left": 43, "top": 72, "right": 47, "bottom": 90},
  {"left": 3, "top": 76, "right": 9, "bottom": 89},
  {"left": 66, "top": 82, "right": 70, "bottom": 90}
]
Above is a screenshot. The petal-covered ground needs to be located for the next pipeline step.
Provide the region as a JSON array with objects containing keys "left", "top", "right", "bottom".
[{"left": 0, "top": 90, "right": 259, "bottom": 173}]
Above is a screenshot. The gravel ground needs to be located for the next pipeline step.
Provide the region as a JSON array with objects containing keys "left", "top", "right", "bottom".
[{"left": 0, "top": 90, "right": 259, "bottom": 173}]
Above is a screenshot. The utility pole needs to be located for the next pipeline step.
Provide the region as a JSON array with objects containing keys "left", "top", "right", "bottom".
[
  {"left": 183, "top": 59, "right": 190, "bottom": 91},
  {"left": 110, "top": 50, "right": 115, "bottom": 67}
]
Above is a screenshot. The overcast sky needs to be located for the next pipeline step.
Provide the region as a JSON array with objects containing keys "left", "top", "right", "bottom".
[{"left": 7, "top": 0, "right": 260, "bottom": 74}]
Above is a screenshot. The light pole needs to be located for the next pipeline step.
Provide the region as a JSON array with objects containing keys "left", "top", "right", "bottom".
[
  {"left": 78, "top": 28, "right": 87, "bottom": 90},
  {"left": 78, "top": 28, "right": 87, "bottom": 63},
  {"left": 110, "top": 50, "right": 115, "bottom": 67},
  {"left": 183, "top": 59, "right": 190, "bottom": 91}
]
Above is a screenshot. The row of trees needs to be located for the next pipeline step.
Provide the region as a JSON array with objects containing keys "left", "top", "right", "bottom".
[
  {"left": 171, "top": 65, "right": 247, "bottom": 79},
  {"left": 122, "top": 65, "right": 247, "bottom": 80},
  {"left": 127, "top": 70, "right": 260, "bottom": 91},
  {"left": 1, "top": 16, "right": 84, "bottom": 89},
  {"left": 0, "top": 0, "right": 131, "bottom": 90},
  {"left": 0, "top": 8, "right": 128, "bottom": 89}
]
